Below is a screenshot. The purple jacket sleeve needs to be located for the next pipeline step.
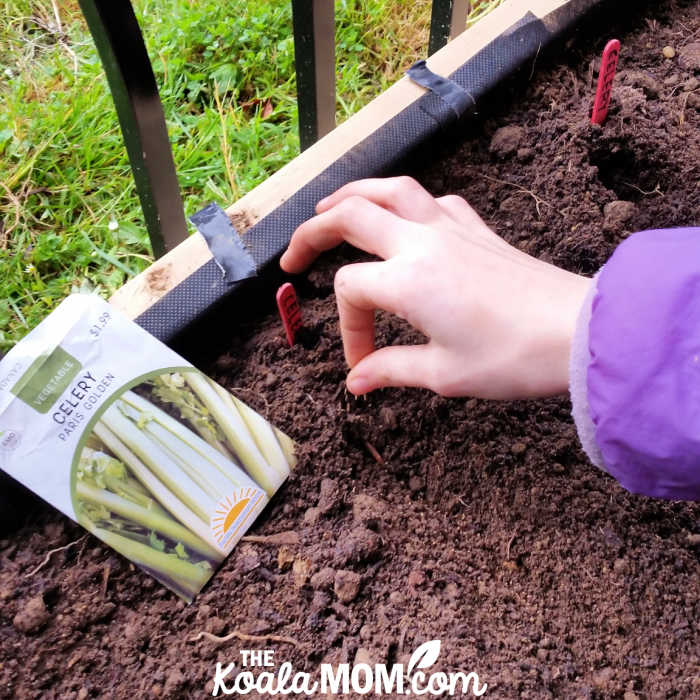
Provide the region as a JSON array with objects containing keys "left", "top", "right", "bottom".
[{"left": 569, "top": 227, "right": 700, "bottom": 501}]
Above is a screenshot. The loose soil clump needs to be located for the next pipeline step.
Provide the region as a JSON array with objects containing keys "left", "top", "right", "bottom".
[{"left": 2, "top": 1, "right": 699, "bottom": 697}]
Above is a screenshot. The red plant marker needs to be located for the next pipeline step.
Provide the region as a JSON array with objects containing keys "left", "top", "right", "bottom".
[
  {"left": 276, "top": 283, "right": 303, "bottom": 347},
  {"left": 591, "top": 39, "right": 620, "bottom": 125}
]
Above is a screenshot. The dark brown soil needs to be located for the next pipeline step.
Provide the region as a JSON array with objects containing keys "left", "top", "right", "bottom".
[{"left": 2, "top": 1, "right": 699, "bottom": 698}]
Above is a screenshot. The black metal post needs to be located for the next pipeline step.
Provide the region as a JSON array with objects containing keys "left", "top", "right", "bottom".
[
  {"left": 291, "top": 0, "right": 336, "bottom": 151},
  {"left": 78, "top": 0, "right": 188, "bottom": 258},
  {"left": 429, "top": 0, "right": 470, "bottom": 56}
]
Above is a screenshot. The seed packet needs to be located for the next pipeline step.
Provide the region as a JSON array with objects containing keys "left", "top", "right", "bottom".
[{"left": 0, "top": 294, "right": 295, "bottom": 601}]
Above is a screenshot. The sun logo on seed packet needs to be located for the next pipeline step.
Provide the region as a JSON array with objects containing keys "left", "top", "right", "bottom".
[{"left": 211, "top": 487, "right": 266, "bottom": 549}]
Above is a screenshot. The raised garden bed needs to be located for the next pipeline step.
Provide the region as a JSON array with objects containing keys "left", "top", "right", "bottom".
[{"left": 2, "top": 0, "right": 699, "bottom": 697}]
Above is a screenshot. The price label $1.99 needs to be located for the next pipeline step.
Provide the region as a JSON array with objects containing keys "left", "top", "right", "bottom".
[{"left": 89, "top": 311, "right": 111, "bottom": 338}]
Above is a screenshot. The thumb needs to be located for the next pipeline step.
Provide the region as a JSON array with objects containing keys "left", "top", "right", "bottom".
[{"left": 346, "top": 344, "right": 437, "bottom": 395}]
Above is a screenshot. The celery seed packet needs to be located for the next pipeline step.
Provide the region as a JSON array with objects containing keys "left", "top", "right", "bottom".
[{"left": 0, "top": 294, "right": 296, "bottom": 602}]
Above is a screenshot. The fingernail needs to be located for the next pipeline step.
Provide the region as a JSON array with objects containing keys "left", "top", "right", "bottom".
[
  {"left": 316, "top": 196, "right": 329, "bottom": 212},
  {"left": 279, "top": 251, "right": 289, "bottom": 269},
  {"left": 347, "top": 375, "right": 371, "bottom": 395}
]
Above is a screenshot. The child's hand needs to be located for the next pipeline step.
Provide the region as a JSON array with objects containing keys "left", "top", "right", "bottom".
[{"left": 280, "top": 177, "right": 591, "bottom": 398}]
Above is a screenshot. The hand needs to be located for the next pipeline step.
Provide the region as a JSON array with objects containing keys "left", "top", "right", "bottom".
[{"left": 280, "top": 177, "right": 591, "bottom": 399}]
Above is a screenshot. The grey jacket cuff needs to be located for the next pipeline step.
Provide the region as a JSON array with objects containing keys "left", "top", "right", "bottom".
[{"left": 569, "top": 273, "right": 606, "bottom": 471}]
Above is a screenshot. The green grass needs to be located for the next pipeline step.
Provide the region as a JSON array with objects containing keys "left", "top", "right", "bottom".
[{"left": 0, "top": 0, "right": 503, "bottom": 348}]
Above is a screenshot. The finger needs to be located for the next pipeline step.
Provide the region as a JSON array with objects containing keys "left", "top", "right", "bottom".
[
  {"left": 435, "top": 194, "right": 509, "bottom": 247},
  {"left": 435, "top": 194, "right": 484, "bottom": 226},
  {"left": 316, "top": 176, "right": 444, "bottom": 224},
  {"left": 280, "top": 196, "right": 416, "bottom": 273},
  {"left": 334, "top": 261, "right": 399, "bottom": 368},
  {"left": 346, "top": 344, "right": 438, "bottom": 395}
]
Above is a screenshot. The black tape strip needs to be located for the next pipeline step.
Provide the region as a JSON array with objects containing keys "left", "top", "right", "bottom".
[
  {"left": 135, "top": 2, "right": 601, "bottom": 342},
  {"left": 189, "top": 203, "right": 257, "bottom": 284},
  {"left": 406, "top": 59, "right": 475, "bottom": 120}
]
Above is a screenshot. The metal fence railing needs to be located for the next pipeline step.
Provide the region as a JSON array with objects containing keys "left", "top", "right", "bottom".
[{"left": 78, "top": 0, "right": 470, "bottom": 258}]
